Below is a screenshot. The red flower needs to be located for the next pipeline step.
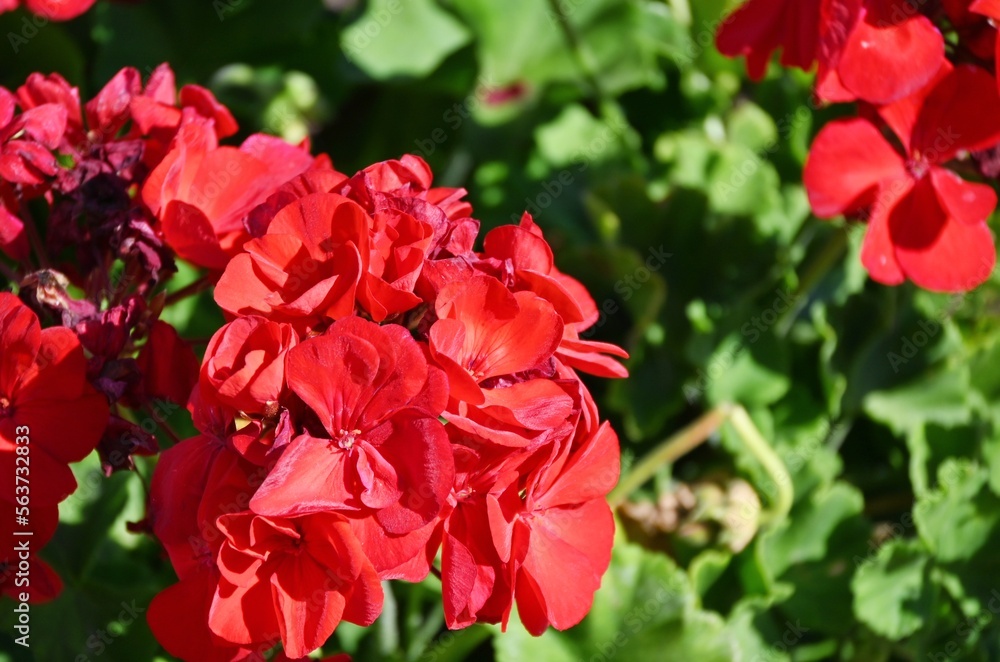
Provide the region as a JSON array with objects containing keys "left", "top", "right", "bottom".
[
  {"left": 148, "top": 565, "right": 268, "bottom": 662},
  {"left": 428, "top": 274, "right": 575, "bottom": 446},
  {"left": 143, "top": 117, "right": 316, "bottom": 270},
  {"left": 441, "top": 402, "right": 619, "bottom": 633},
  {"left": 210, "top": 511, "right": 382, "bottom": 659},
  {"left": 481, "top": 214, "right": 629, "bottom": 378},
  {"left": 804, "top": 65, "right": 1000, "bottom": 291},
  {"left": 136, "top": 320, "right": 200, "bottom": 406},
  {"left": 717, "top": 0, "right": 946, "bottom": 104},
  {"left": 214, "top": 192, "right": 368, "bottom": 331},
  {"left": 199, "top": 317, "right": 298, "bottom": 416},
  {"left": 972, "top": 0, "right": 1000, "bottom": 92},
  {"left": 0, "top": 294, "right": 108, "bottom": 508},
  {"left": 250, "top": 317, "right": 453, "bottom": 538},
  {"left": 716, "top": 0, "right": 824, "bottom": 80},
  {"left": 815, "top": 0, "right": 945, "bottom": 104}
]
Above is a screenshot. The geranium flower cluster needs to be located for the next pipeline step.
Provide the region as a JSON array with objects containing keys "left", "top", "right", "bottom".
[
  {"left": 145, "top": 151, "right": 629, "bottom": 660},
  {"left": 717, "top": 0, "right": 1000, "bottom": 292},
  {"left": 0, "top": 63, "right": 271, "bottom": 601}
]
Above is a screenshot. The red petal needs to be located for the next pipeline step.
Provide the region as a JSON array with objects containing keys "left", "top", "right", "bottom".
[
  {"left": 804, "top": 118, "right": 906, "bottom": 217},
  {"left": 931, "top": 168, "right": 998, "bottom": 225},
  {"left": 912, "top": 64, "right": 1000, "bottom": 160},
  {"left": 837, "top": 1, "right": 945, "bottom": 104},
  {"left": 890, "top": 175, "right": 996, "bottom": 292}
]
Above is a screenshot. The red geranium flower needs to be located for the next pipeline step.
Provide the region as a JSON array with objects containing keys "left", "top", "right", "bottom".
[
  {"left": 199, "top": 316, "right": 298, "bottom": 416},
  {"left": 250, "top": 317, "right": 453, "bottom": 537},
  {"left": 718, "top": 0, "right": 946, "bottom": 104},
  {"left": 210, "top": 511, "right": 382, "bottom": 659},
  {"left": 428, "top": 274, "right": 576, "bottom": 447},
  {"left": 715, "top": 0, "right": 825, "bottom": 80},
  {"left": 214, "top": 192, "right": 368, "bottom": 331},
  {"left": 441, "top": 400, "right": 619, "bottom": 633},
  {"left": 804, "top": 65, "right": 1000, "bottom": 291},
  {"left": 143, "top": 117, "right": 316, "bottom": 270},
  {"left": 0, "top": 294, "right": 108, "bottom": 508}
]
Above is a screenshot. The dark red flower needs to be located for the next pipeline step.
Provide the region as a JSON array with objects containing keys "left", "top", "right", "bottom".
[
  {"left": 0, "top": 87, "right": 66, "bottom": 186},
  {"left": 805, "top": 65, "right": 1000, "bottom": 291},
  {"left": 136, "top": 320, "right": 200, "bottom": 406}
]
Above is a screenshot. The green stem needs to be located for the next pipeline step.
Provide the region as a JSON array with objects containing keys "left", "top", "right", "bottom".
[
  {"left": 164, "top": 274, "right": 211, "bottom": 306},
  {"left": 609, "top": 404, "right": 794, "bottom": 527},
  {"left": 726, "top": 406, "right": 793, "bottom": 525},
  {"left": 609, "top": 405, "right": 733, "bottom": 508},
  {"left": 776, "top": 225, "right": 849, "bottom": 336}
]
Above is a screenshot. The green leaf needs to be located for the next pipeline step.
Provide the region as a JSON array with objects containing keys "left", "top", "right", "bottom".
[
  {"left": 342, "top": 0, "right": 472, "bottom": 79},
  {"left": 705, "top": 332, "right": 790, "bottom": 408},
  {"left": 914, "top": 460, "right": 1000, "bottom": 564},
  {"left": 852, "top": 539, "right": 935, "bottom": 640},
  {"left": 494, "top": 540, "right": 736, "bottom": 661},
  {"left": 864, "top": 368, "right": 974, "bottom": 438}
]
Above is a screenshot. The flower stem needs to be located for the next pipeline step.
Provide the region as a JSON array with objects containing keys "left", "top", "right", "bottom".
[
  {"left": 609, "top": 404, "right": 793, "bottom": 526},
  {"left": 608, "top": 405, "right": 733, "bottom": 508},
  {"left": 164, "top": 274, "right": 211, "bottom": 306},
  {"left": 726, "top": 406, "right": 793, "bottom": 525}
]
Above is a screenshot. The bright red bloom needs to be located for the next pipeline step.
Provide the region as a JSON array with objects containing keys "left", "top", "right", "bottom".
[
  {"left": 718, "top": 0, "right": 946, "bottom": 104},
  {"left": 0, "top": 294, "right": 108, "bottom": 508},
  {"left": 972, "top": 0, "right": 1000, "bottom": 92},
  {"left": 716, "top": 0, "right": 824, "bottom": 80},
  {"left": 214, "top": 192, "right": 368, "bottom": 331},
  {"left": 816, "top": 0, "right": 946, "bottom": 104},
  {"left": 200, "top": 316, "right": 298, "bottom": 416},
  {"left": 143, "top": 117, "right": 315, "bottom": 270},
  {"left": 210, "top": 511, "right": 383, "bottom": 659},
  {"left": 250, "top": 317, "right": 453, "bottom": 537},
  {"left": 441, "top": 393, "right": 619, "bottom": 633},
  {"left": 805, "top": 65, "right": 1000, "bottom": 291},
  {"left": 429, "top": 275, "right": 576, "bottom": 447},
  {"left": 481, "top": 214, "right": 629, "bottom": 378}
]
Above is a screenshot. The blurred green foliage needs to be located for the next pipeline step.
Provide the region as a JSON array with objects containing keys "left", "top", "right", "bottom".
[{"left": 3, "top": 0, "right": 1000, "bottom": 660}]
